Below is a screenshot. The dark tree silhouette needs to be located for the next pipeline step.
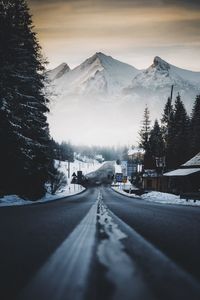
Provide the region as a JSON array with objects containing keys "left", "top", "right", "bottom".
[
  {"left": 190, "top": 95, "right": 200, "bottom": 157},
  {"left": 0, "top": 0, "right": 53, "bottom": 199}
]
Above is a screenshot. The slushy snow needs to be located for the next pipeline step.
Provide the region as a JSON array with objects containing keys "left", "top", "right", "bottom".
[{"left": 97, "top": 191, "right": 137, "bottom": 300}]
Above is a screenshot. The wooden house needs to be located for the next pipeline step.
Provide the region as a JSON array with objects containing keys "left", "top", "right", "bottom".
[{"left": 164, "top": 153, "right": 200, "bottom": 195}]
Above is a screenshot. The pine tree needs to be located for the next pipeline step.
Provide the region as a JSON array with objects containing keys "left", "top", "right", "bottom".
[
  {"left": 171, "top": 94, "right": 190, "bottom": 168},
  {"left": 139, "top": 105, "right": 152, "bottom": 168},
  {"left": 59, "top": 142, "right": 74, "bottom": 162},
  {"left": 0, "top": 0, "right": 52, "bottom": 199},
  {"left": 161, "top": 97, "right": 174, "bottom": 133},
  {"left": 0, "top": 0, "right": 22, "bottom": 194},
  {"left": 161, "top": 97, "right": 175, "bottom": 170},
  {"left": 190, "top": 95, "right": 200, "bottom": 156},
  {"left": 149, "top": 120, "right": 165, "bottom": 159},
  {"left": 139, "top": 105, "right": 151, "bottom": 150}
]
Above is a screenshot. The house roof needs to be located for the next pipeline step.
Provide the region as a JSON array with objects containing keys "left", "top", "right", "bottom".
[
  {"left": 164, "top": 168, "right": 200, "bottom": 177},
  {"left": 128, "top": 148, "right": 145, "bottom": 156},
  {"left": 182, "top": 152, "right": 200, "bottom": 167}
]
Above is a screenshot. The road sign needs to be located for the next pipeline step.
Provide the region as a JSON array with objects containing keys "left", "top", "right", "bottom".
[{"left": 115, "top": 173, "right": 123, "bottom": 182}]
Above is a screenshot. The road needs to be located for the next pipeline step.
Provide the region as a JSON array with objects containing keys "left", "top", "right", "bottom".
[{"left": 0, "top": 185, "right": 200, "bottom": 300}]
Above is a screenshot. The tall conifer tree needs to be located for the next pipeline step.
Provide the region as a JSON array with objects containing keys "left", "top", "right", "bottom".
[
  {"left": 190, "top": 95, "right": 200, "bottom": 156},
  {"left": 139, "top": 105, "right": 153, "bottom": 168},
  {"left": 172, "top": 94, "right": 190, "bottom": 168},
  {"left": 149, "top": 120, "right": 165, "bottom": 158},
  {"left": 0, "top": 0, "right": 52, "bottom": 199},
  {"left": 139, "top": 105, "right": 151, "bottom": 151},
  {"left": 161, "top": 97, "right": 175, "bottom": 170}
]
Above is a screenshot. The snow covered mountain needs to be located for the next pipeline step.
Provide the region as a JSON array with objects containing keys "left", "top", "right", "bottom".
[
  {"left": 47, "top": 52, "right": 139, "bottom": 97},
  {"left": 46, "top": 63, "right": 71, "bottom": 81},
  {"left": 125, "top": 56, "right": 200, "bottom": 106},
  {"left": 48, "top": 54, "right": 200, "bottom": 104},
  {"left": 47, "top": 53, "right": 200, "bottom": 146}
]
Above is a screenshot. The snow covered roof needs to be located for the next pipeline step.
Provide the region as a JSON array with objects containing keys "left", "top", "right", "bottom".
[
  {"left": 164, "top": 168, "right": 200, "bottom": 177},
  {"left": 182, "top": 152, "right": 200, "bottom": 167},
  {"left": 128, "top": 148, "right": 145, "bottom": 156}
]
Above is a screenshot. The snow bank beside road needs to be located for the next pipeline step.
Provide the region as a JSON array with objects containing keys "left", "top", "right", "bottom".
[
  {"left": 112, "top": 186, "right": 200, "bottom": 207},
  {"left": 0, "top": 185, "right": 85, "bottom": 207},
  {"left": 142, "top": 191, "right": 200, "bottom": 207},
  {"left": 111, "top": 185, "right": 140, "bottom": 198},
  {"left": 0, "top": 158, "right": 102, "bottom": 207},
  {"left": 0, "top": 195, "right": 33, "bottom": 206}
]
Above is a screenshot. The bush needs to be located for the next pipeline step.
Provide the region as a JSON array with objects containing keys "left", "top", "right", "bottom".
[{"left": 48, "top": 168, "right": 67, "bottom": 195}]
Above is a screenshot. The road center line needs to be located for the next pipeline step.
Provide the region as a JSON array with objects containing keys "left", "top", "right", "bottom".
[{"left": 97, "top": 192, "right": 153, "bottom": 300}]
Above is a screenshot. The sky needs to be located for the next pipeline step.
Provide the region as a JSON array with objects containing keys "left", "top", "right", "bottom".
[
  {"left": 28, "top": 0, "right": 200, "bottom": 71},
  {"left": 27, "top": 0, "right": 200, "bottom": 146}
]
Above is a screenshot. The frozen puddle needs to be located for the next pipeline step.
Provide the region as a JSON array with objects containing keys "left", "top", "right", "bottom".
[{"left": 97, "top": 191, "right": 148, "bottom": 300}]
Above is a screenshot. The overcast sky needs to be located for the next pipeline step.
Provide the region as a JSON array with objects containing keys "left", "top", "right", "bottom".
[{"left": 28, "top": 0, "right": 200, "bottom": 70}]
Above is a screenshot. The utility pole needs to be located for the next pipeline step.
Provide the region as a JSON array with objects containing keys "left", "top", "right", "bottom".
[
  {"left": 68, "top": 161, "right": 70, "bottom": 178},
  {"left": 165, "top": 85, "right": 174, "bottom": 172},
  {"left": 167, "top": 85, "right": 174, "bottom": 133},
  {"left": 170, "top": 84, "right": 174, "bottom": 101}
]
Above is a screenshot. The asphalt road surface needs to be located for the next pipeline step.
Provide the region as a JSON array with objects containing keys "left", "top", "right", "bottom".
[{"left": 0, "top": 186, "right": 200, "bottom": 300}]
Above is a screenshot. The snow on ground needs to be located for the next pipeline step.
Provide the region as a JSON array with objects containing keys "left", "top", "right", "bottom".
[
  {"left": 54, "top": 159, "right": 102, "bottom": 186},
  {"left": 112, "top": 186, "right": 200, "bottom": 207},
  {"left": 0, "top": 195, "right": 33, "bottom": 207},
  {"left": 111, "top": 185, "right": 140, "bottom": 198},
  {"left": 114, "top": 162, "right": 122, "bottom": 173},
  {"left": 141, "top": 191, "right": 200, "bottom": 207},
  {"left": 0, "top": 186, "right": 85, "bottom": 207},
  {"left": 114, "top": 163, "right": 136, "bottom": 189},
  {"left": 0, "top": 158, "right": 102, "bottom": 207},
  {"left": 64, "top": 158, "right": 101, "bottom": 178}
]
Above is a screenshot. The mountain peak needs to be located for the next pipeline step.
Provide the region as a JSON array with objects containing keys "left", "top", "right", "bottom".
[
  {"left": 47, "top": 63, "right": 70, "bottom": 80},
  {"left": 152, "top": 56, "right": 170, "bottom": 71},
  {"left": 81, "top": 52, "right": 115, "bottom": 71},
  {"left": 91, "top": 52, "right": 112, "bottom": 63},
  {"left": 95, "top": 51, "right": 107, "bottom": 57},
  {"left": 54, "top": 63, "right": 71, "bottom": 79},
  {"left": 53, "top": 63, "right": 70, "bottom": 72},
  {"left": 95, "top": 52, "right": 111, "bottom": 60},
  {"left": 56, "top": 62, "right": 71, "bottom": 73}
]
